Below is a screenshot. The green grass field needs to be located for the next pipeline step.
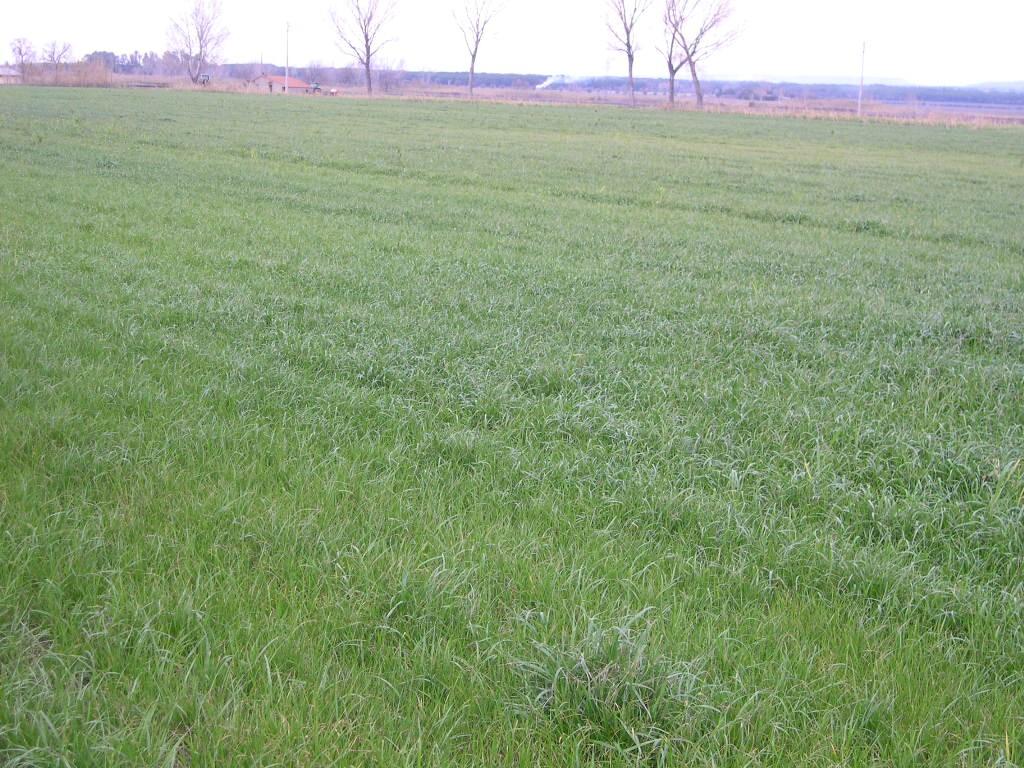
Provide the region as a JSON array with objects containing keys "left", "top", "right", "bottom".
[{"left": 1, "top": 87, "right": 1023, "bottom": 766}]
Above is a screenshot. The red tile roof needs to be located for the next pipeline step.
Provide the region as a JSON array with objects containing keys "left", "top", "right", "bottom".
[{"left": 256, "top": 75, "right": 313, "bottom": 88}]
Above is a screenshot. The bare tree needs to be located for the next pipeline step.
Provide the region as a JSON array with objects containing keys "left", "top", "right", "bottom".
[
  {"left": 43, "top": 41, "right": 72, "bottom": 82},
  {"left": 670, "top": 0, "right": 734, "bottom": 109},
  {"left": 607, "top": 0, "right": 651, "bottom": 106},
  {"left": 456, "top": 0, "right": 498, "bottom": 99},
  {"left": 375, "top": 57, "right": 403, "bottom": 93},
  {"left": 659, "top": 0, "right": 687, "bottom": 106},
  {"left": 169, "top": 0, "right": 228, "bottom": 84},
  {"left": 330, "top": 0, "right": 395, "bottom": 96},
  {"left": 10, "top": 38, "right": 35, "bottom": 78},
  {"left": 306, "top": 60, "right": 325, "bottom": 84}
]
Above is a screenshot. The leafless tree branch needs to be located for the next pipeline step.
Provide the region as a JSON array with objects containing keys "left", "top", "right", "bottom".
[
  {"left": 330, "top": 0, "right": 396, "bottom": 95},
  {"left": 10, "top": 38, "right": 35, "bottom": 78},
  {"left": 169, "top": 0, "right": 228, "bottom": 85},
  {"left": 455, "top": 0, "right": 499, "bottom": 98},
  {"left": 669, "top": 0, "right": 734, "bottom": 108},
  {"left": 607, "top": 0, "right": 652, "bottom": 106},
  {"left": 658, "top": 0, "right": 688, "bottom": 106},
  {"left": 43, "top": 41, "right": 72, "bottom": 82}
]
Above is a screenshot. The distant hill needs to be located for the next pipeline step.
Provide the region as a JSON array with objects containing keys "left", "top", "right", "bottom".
[{"left": 973, "top": 82, "right": 1024, "bottom": 93}]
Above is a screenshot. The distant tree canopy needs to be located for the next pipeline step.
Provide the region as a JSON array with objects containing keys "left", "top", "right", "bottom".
[{"left": 82, "top": 50, "right": 186, "bottom": 76}]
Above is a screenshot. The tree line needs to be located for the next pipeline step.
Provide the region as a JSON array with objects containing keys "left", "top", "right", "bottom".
[
  {"left": 9, "top": 39, "right": 74, "bottom": 81},
  {"left": 6, "top": 40, "right": 198, "bottom": 86},
  {"left": 9, "top": 0, "right": 735, "bottom": 109}
]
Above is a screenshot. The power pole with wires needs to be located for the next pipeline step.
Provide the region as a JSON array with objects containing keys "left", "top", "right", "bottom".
[{"left": 285, "top": 22, "right": 290, "bottom": 94}]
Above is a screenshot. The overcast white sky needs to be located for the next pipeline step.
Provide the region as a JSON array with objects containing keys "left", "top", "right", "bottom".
[{"left": 5, "top": 0, "right": 1023, "bottom": 86}]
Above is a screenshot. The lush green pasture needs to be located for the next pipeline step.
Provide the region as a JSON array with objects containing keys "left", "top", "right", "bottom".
[{"left": 1, "top": 87, "right": 1023, "bottom": 766}]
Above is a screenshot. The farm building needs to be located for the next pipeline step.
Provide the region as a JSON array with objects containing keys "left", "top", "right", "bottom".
[
  {"left": 0, "top": 66, "right": 22, "bottom": 85},
  {"left": 251, "top": 74, "right": 318, "bottom": 94}
]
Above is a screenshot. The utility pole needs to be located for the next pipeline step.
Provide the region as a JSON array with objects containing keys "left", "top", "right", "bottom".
[
  {"left": 857, "top": 42, "right": 866, "bottom": 117},
  {"left": 285, "top": 22, "right": 290, "bottom": 94}
]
